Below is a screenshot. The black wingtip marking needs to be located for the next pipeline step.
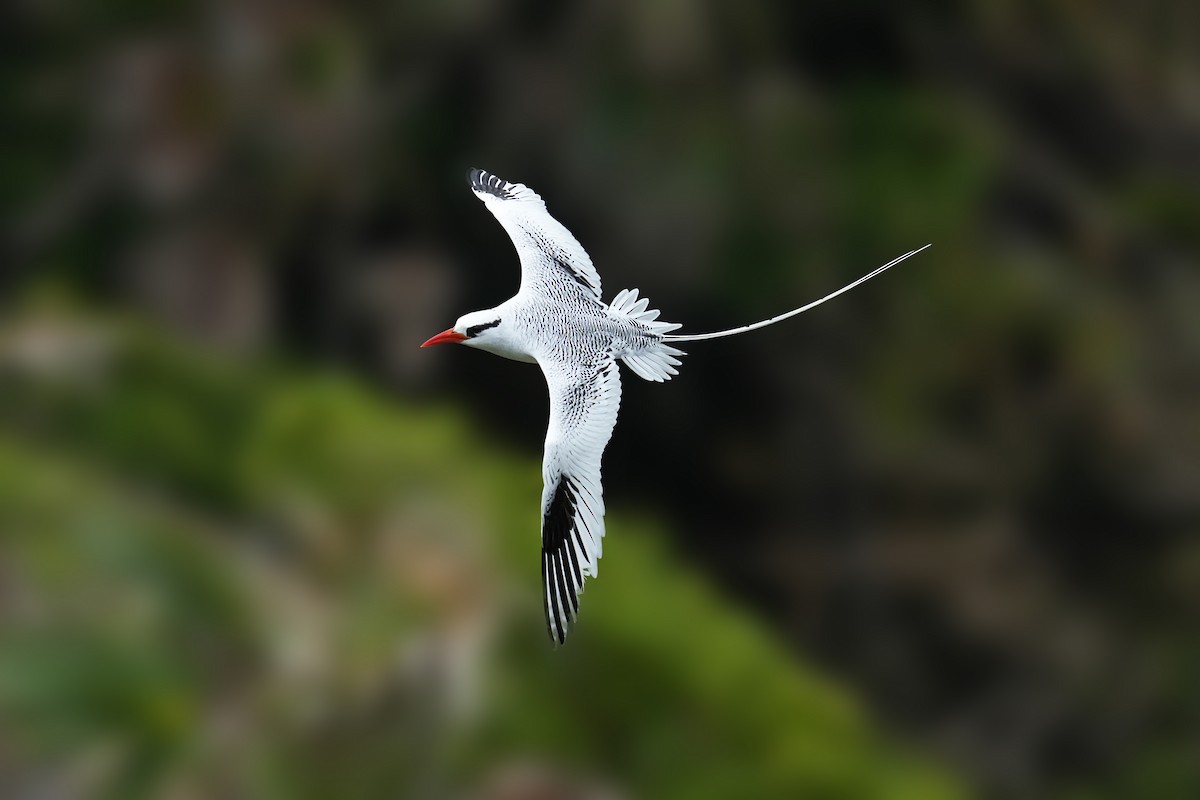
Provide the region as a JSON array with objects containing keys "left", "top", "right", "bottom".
[
  {"left": 543, "top": 553, "right": 566, "bottom": 645},
  {"left": 543, "top": 474, "right": 587, "bottom": 645},
  {"left": 565, "top": 535, "right": 583, "bottom": 593},
  {"left": 470, "top": 168, "right": 519, "bottom": 201},
  {"left": 554, "top": 551, "right": 574, "bottom": 621},
  {"left": 543, "top": 476, "right": 578, "bottom": 554},
  {"left": 560, "top": 550, "right": 580, "bottom": 616}
]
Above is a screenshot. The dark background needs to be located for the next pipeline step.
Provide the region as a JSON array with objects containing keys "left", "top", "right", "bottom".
[{"left": 3, "top": 1, "right": 1198, "bottom": 798}]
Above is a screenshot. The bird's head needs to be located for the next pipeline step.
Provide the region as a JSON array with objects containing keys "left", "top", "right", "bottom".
[{"left": 421, "top": 310, "right": 504, "bottom": 350}]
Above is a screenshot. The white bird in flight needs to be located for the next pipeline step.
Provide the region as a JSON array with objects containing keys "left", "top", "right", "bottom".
[{"left": 423, "top": 168, "right": 929, "bottom": 645}]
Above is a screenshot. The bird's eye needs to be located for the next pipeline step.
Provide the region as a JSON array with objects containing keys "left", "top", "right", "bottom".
[{"left": 465, "top": 318, "right": 501, "bottom": 338}]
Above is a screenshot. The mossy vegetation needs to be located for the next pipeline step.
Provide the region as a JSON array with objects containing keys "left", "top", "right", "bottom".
[{"left": 0, "top": 311, "right": 961, "bottom": 798}]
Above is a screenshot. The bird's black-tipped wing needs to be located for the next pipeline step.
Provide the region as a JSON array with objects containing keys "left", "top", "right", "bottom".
[
  {"left": 468, "top": 168, "right": 603, "bottom": 300},
  {"left": 538, "top": 357, "right": 621, "bottom": 645}
]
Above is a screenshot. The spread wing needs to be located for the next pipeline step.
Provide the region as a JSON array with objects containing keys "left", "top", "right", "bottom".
[
  {"left": 539, "top": 357, "right": 621, "bottom": 645},
  {"left": 469, "top": 168, "right": 603, "bottom": 300}
]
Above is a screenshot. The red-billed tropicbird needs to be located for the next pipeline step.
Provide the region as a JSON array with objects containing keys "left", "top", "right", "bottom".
[{"left": 423, "top": 168, "right": 929, "bottom": 645}]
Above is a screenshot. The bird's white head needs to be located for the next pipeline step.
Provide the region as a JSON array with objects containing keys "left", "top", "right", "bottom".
[
  {"left": 421, "top": 308, "right": 533, "bottom": 362},
  {"left": 421, "top": 309, "right": 501, "bottom": 348}
]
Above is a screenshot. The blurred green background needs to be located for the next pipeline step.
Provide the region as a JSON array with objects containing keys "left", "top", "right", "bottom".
[{"left": 2, "top": 1, "right": 1198, "bottom": 798}]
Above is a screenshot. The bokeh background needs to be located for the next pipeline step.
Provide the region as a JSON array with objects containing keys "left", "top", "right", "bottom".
[{"left": 3, "top": 1, "right": 1199, "bottom": 798}]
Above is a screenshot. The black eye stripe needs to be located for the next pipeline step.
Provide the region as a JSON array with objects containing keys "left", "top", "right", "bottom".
[{"left": 465, "top": 318, "right": 501, "bottom": 338}]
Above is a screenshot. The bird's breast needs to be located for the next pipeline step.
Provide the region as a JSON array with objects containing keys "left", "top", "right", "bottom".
[{"left": 474, "top": 336, "right": 538, "bottom": 364}]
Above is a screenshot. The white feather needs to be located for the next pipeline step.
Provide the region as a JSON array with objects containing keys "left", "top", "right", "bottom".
[{"left": 447, "top": 169, "right": 927, "bottom": 645}]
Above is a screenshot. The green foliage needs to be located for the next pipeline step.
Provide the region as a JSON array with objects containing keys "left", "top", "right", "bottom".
[{"left": 0, "top": 315, "right": 961, "bottom": 798}]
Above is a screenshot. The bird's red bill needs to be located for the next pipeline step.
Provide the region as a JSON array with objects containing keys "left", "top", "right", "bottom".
[{"left": 421, "top": 328, "right": 468, "bottom": 347}]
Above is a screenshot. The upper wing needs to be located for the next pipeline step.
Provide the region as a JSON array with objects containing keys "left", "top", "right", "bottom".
[
  {"left": 469, "top": 168, "right": 603, "bottom": 300},
  {"left": 539, "top": 356, "right": 622, "bottom": 645}
]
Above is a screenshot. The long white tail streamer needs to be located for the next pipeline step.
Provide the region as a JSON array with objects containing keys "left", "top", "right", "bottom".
[{"left": 662, "top": 244, "right": 931, "bottom": 343}]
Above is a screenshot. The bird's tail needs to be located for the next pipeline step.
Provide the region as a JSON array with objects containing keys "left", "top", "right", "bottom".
[
  {"left": 609, "top": 287, "right": 687, "bottom": 382},
  {"left": 662, "top": 244, "right": 930, "bottom": 343}
]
